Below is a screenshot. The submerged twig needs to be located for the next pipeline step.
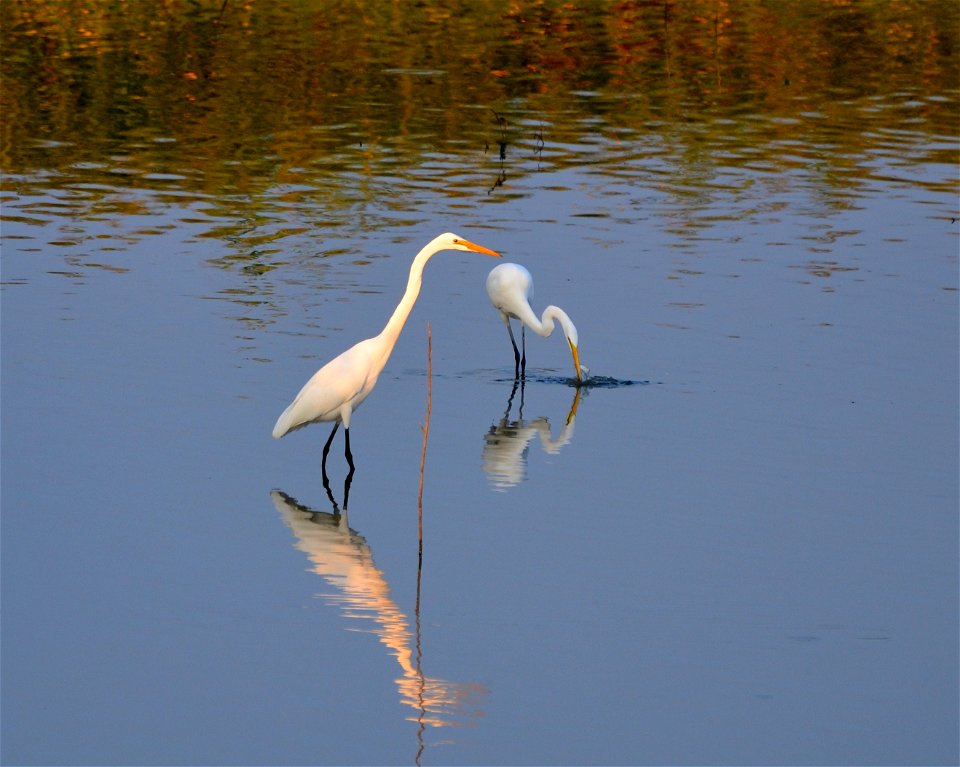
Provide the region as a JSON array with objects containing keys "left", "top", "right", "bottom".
[
  {"left": 412, "top": 322, "right": 431, "bottom": 764},
  {"left": 418, "top": 322, "right": 432, "bottom": 556},
  {"left": 488, "top": 110, "right": 508, "bottom": 194},
  {"left": 534, "top": 122, "right": 544, "bottom": 169}
]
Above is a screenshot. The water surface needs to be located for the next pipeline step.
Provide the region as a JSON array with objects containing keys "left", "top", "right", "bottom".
[{"left": 2, "top": 2, "right": 958, "bottom": 765}]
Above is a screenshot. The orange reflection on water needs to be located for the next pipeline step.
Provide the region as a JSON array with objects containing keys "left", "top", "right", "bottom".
[{"left": 271, "top": 490, "right": 486, "bottom": 729}]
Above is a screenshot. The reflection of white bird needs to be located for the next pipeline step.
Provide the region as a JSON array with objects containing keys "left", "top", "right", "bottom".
[
  {"left": 486, "top": 262, "right": 583, "bottom": 382},
  {"left": 271, "top": 490, "right": 486, "bottom": 729},
  {"left": 483, "top": 417, "right": 575, "bottom": 489},
  {"left": 273, "top": 233, "right": 500, "bottom": 471},
  {"left": 482, "top": 385, "right": 581, "bottom": 490}
]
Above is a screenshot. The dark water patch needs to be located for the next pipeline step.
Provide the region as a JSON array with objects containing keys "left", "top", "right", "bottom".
[
  {"left": 455, "top": 368, "right": 649, "bottom": 388},
  {"left": 512, "top": 372, "right": 649, "bottom": 388},
  {"left": 579, "top": 374, "right": 649, "bottom": 389}
]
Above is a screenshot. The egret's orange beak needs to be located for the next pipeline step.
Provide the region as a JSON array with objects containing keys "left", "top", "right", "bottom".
[
  {"left": 568, "top": 339, "right": 583, "bottom": 384},
  {"left": 462, "top": 239, "right": 501, "bottom": 258}
]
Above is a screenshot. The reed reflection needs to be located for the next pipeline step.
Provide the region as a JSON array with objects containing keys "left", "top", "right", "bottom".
[
  {"left": 483, "top": 379, "right": 582, "bottom": 490},
  {"left": 270, "top": 489, "right": 486, "bottom": 734}
]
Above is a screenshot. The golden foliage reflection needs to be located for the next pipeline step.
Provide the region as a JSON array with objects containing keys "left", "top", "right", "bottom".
[
  {"left": 3, "top": 0, "right": 957, "bottom": 175},
  {"left": 2, "top": 0, "right": 956, "bottom": 294}
]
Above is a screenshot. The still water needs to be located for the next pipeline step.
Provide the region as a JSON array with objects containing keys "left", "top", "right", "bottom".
[{"left": 2, "top": 2, "right": 958, "bottom": 765}]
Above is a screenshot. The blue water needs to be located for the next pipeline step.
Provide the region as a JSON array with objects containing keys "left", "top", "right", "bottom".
[
  {"left": 4, "top": 155, "right": 957, "bottom": 764},
  {"left": 2, "top": 13, "right": 958, "bottom": 762}
]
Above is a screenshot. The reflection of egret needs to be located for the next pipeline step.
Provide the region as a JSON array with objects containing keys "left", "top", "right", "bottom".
[
  {"left": 486, "top": 262, "right": 584, "bottom": 383},
  {"left": 482, "top": 379, "right": 582, "bottom": 490},
  {"left": 271, "top": 490, "right": 486, "bottom": 730},
  {"left": 273, "top": 233, "right": 500, "bottom": 476},
  {"left": 321, "top": 453, "right": 354, "bottom": 514}
]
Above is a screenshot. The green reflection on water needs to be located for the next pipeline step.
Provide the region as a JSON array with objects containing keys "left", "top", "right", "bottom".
[
  {"left": 1, "top": 0, "right": 957, "bottom": 259},
  {"left": 3, "top": 1, "right": 957, "bottom": 166}
]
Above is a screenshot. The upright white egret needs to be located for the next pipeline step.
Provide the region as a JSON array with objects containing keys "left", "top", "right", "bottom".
[
  {"left": 486, "top": 262, "right": 583, "bottom": 383},
  {"left": 273, "top": 233, "right": 501, "bottom": 471}
]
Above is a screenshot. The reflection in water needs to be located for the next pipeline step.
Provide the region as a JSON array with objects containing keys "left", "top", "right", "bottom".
[
  {"left": 487, "top": 110, "right": 509, "bottom": 194},
  {"left": 2, "top": 1, "right": 955, "bottom": 282},
  {"left": 2, "top": 0, "right": 955, "bottom": 366},
  {"left": 483, "top": 379, "right": 581, "bottom": 490},
  {"left": 270, "top": 489, "right": 486, "bottom": 739},
  {"left": 320, "top": 459, "right": 354, "bottom": 516}
]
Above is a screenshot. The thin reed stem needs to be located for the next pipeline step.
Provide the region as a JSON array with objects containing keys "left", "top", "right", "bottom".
[{"left": 417, "top": 323, "right": 431, "bottom": 556}]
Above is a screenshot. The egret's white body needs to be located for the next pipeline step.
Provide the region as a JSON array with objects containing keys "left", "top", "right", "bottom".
[
  {"left": 486, "top": 262, "right": 583, "bottom": 383},
  {"left": 272, "top": 337, "right": 381, "bottom": 437},
  {"left": 273, "top": 233, "right": 500, "bottom": 470}
]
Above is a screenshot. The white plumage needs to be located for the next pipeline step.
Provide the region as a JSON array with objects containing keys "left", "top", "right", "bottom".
[{"left": 273, "top": 232, "right": 501, "bottom": 471}]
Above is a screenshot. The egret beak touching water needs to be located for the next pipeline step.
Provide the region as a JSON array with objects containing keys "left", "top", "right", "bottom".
[
  {"left": 486, "top": 262, "right": 584, "bottom": 384},
  {"left": 273, "top": 233, "right": 501, "bottom": 473}
]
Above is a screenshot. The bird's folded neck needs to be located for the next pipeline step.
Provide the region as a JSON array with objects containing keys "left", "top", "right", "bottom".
[{"left": 541, "top": 305, "right": 577, "bottom": 345}]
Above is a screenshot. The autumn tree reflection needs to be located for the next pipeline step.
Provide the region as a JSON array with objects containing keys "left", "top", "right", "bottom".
[{"left": 3, "top": 0, "right": 956, "bottom": 176}]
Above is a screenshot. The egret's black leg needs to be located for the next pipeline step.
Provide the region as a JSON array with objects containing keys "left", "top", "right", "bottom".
[
  {"left": 343, "top": 461, "right": 355, "bottom": 510},
  {"left": 321, "top": 471, "right": 339, "bottom": 513},
  {"left": 506, "top": 322, "right": 521, "bottom": 379},
  {"left": 344, "top": 427, "right": 355, "bottom": 472},
  {"left": 520, "top": 325, "right": 527, "bottom": 379},
  {"left": 322, "top": 421, "right": 340, "bottom": 483}
]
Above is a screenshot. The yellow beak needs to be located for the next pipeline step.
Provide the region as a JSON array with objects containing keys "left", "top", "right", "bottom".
[
  {"left": 568, "top": 339, "right": 583, "bottom": 383},
  {"left": 460, "top": 239, "right": 501, "bottom": 258}
]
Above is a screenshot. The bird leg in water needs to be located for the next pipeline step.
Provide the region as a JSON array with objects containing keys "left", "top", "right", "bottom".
[
  {"left": 321, "top": 452, "right": 354, "bottom": 513},
  {"left": 342, "top": 462, "right": 354, "bottom": 510},
  {"left": 321, "top": 421, "right": 356, "bottom": 481},
  {"left": 321, "top": 467, "right": 339, "bottom": 512},
  {"left": 344, "top": 427, "right": 355, "bottom": 472},
  {"left": 504, "top": 377, "right": 520, "bottom": 419},
  {"left": 506, "top": 321, "right": 521, "bottom": 378},
  {"left": 321, "top": 421, "right": 340, "bottom": 483},
  {"left": 520, "top": 325, "right": 527, "bottom": 378}
]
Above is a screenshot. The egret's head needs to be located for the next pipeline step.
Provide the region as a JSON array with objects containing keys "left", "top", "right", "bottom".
[{"left": 443, "top": 232, "right": 501, "bottom": 258}]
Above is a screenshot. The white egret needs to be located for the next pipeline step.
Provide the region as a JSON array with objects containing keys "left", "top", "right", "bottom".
[
  {"left": 486, "top": 262, "right": 583, "bottom": 383},
  {"left": 273, "top": 233, "right": 501, "bottom": 470}
]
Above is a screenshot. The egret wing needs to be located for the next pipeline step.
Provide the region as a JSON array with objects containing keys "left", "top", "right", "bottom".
[{"left": 272, "top": 341, "right": 376, "bottom": 438}]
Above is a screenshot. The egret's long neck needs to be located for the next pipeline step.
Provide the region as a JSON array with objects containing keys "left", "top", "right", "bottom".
[
  {"left": 535, "top": 305, "right": 578, "bottom": 346},
  {"left": 376, "top": 245, "right": 435, "bottom": 363}
]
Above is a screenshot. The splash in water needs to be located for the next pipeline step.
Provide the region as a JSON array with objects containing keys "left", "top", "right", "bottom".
[{"left": 519, "top": 372, "right": 648, "bottom": 388}]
